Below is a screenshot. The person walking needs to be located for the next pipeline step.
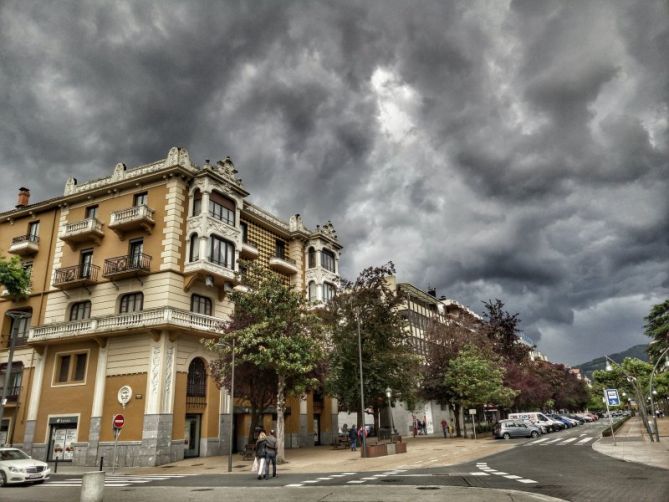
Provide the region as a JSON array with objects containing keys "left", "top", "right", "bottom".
[
  {"left": 441, "top": 419, "right": 449, "bottom": 438},
  {"left": 264, "top": 429, "right": 277, "bottom": 479},
  {"left": 254, "top": 431, "right": 268, "bottom": 480},
  {"left": 348, "top": 425, "right": 358, "bottom": 451}
]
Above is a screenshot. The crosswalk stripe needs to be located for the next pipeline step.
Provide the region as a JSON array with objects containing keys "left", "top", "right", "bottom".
[
  {"left": 526, "top": 438, "right": 549, "bottom": 445},
  {"left": 544, "top": 438, "right": 562, "bottom": 444},
  {"left": 347, "top": 480, "right": 366, "bottom": 484},
  {"left": 560, "top": 438, "right": 577, "bottom": 444},
  {"left": 577, "top": 437, "right": 593, "bottom": 444}
]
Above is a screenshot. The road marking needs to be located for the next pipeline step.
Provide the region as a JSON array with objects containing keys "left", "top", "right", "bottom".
[
  {"left": 493, "top": 472, "right": 510, "bottom": 476},
  {"left": 317, "top": 477, "right": 333, "bottom": 480},
  {"left": 361, "top": 477, "right": 377, "bottom": 480},
  {"left": 577, "top": 437, "right": 593, "bottom": 445},
  {"left": 518, "top": 479, "right": 538, "bottom": 484},
  {"left": 285, "top": 484, "right": 304, "bottom": 487},
  {"left": 347, "top": 480, "right": 366, "bottom": 484},
  {"left": 469, "top": 472, "right": 490, "bottom": 476},
  {"left": 504, "top": 475, "right": 522, "bottom": 479},
  {"left": 40, "top": 474, "right": 192, "bottom": 488},
  {"left": 544, "top": 438, "right": 562, "bottom": 444},
  {"left": 426, "top": 459, "right": 438, "bottom": 463},
  {"left": 302, "top": 480, "right": 319, "bottom": 484},
  {"left": 526, "top": 437, "right": 549, "bottom": 445},
  {"left": 560, "top": 438, "right": 577, "bottom": 444}
]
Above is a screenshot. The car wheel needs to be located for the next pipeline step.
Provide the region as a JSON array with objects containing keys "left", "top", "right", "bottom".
[
  {"left": 502, "top": 433, "right": 510, "bottom": 440},
  {"left": 0, "top": 471, "right": 6, "bottom": 487},
  {"left": 530, "top": 431, "right": 539, "bottom": 438}
]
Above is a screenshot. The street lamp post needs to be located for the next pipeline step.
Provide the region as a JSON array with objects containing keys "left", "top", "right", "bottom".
[
  {"left": 227, "top": 336, "right": 235, "bottom": 472},
  {"left": 648, "top": 347, "right": 669, "bottom": 442},
  {"left": 355, "top": 308, "right": 367, "bottom": 458},
  {"left": 0, "top": 311, "right": 31, "bottom": 430},
  {"left": 385, "top": 387, "right": 395, "bottom": 437}
]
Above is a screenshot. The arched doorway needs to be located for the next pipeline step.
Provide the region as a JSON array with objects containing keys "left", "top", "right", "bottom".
[{"left": 185, "top": 358, "right": 207, "bottom": 458}]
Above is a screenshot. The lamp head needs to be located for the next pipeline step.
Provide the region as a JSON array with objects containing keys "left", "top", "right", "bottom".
[
  {"left": 605, "top": 361, "right": 613, "bottom": 372},
  {"left": 385, "top": 387, "right": 391, "bottom": 398}
]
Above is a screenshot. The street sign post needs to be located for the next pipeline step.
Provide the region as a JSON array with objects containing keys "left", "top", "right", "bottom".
[
  {"left": 112, "top": 414, "right": 125, "bottom": 473},
  {"left": 468, "top": 409, "right": 477, "bottom": 440},
  {"left": 603, "top": 389, "right": 617, "bottom": 446}
]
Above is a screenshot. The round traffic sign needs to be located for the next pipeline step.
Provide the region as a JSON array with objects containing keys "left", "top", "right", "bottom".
[{"left": 113, "top": 414, "right": 125, "bottom": 429}]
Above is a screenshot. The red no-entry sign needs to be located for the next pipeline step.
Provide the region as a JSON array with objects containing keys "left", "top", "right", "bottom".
[{"left": 112, "top": 414, "right": 125, "bottom": 429}]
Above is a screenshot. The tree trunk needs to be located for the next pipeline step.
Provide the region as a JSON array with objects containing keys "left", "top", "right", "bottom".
[
  {"left": 452, "top": 404, "right": 462, "bottom": 438},
  {"left": 276, "top": 375, "right": 287, "bottom": 461}
]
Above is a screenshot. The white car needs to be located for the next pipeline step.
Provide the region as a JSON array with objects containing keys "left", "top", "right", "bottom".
[{"left": 0, "top": 448, "right": 50, "bottom": 486}]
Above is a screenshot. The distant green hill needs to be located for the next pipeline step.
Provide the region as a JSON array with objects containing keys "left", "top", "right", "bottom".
[{"left": 574, "top": 344, "right": 649, "bottom": 379}]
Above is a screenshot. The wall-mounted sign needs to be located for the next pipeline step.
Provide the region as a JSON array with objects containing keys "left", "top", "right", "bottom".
[{"left": 118, "top": 385, "right": 132, "bottom": 407}]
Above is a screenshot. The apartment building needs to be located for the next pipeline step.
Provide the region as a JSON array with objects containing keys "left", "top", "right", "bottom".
[{"left": 0, "top": 147, "right": 342, "bottom": 467}]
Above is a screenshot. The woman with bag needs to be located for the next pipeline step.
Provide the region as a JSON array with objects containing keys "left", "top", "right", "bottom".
[{"left": 254, "top": 431, "right": 268, "bottom": 480}]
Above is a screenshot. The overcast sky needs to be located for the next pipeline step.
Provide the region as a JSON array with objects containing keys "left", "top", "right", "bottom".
[{"left": 1, "top": 0, "right": 667, "bottom": 365}]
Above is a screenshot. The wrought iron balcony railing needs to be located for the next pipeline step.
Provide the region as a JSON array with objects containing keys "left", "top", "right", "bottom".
[
  {"left": 53, "top": 264, "right": 100, "bottom": 289},
  {"left": 103, "top": 253, "right": 151, "bottom": 278}
]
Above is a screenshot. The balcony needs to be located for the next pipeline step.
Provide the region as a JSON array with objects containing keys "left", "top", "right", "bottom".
[
  {"left": 184, "top": 259, "right": 237, "bottom": 288},
  {"left": 60, "top": 218, "right": 104, "bottom": 247},
  {"left": 52, "top": 264, "right": 100, "bottom": 290},
  {"left": 28, "top": 306, "right": 221, "bottom": 344},
  {"left": 8, "top": 235, "right": 39, "bottom": 256},
  {"left": 2, "top": 385, "right": 21, "bottom": 404},
  {"left": 108, "top": 205, "right": 155, "bottom": 239},
  {"left": 103, "top": 253, "right": 151, "bottom": 280},
  {"left": 240, "top": 240, "right": 259, "bottom": 260},
  {"left": 269, "top": 255, "right": 298, "bottom": 275}
]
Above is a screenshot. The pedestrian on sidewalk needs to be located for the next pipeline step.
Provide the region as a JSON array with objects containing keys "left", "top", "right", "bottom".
[
  {"left": 348, "top": 425, "right": 358, "bottom": 451},
  {"left": 422, "top": 416, "right": 428, "bottom": 435},
  {"left": 264, "top": 429, "right": 277, "bottom": 479},
  {"left": 441, "top": 419, "right": 449, "bottom": 438},
  {"left": 254, "top": 431, "right": 267, "bottom": 480}
]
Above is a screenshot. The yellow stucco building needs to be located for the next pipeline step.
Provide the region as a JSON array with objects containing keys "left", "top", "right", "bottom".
[{"left": 0, "top": 147, "right": 341, "bottom": 466}]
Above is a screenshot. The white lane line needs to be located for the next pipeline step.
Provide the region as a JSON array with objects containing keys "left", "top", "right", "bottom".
[
  {"left": 577, "top": 437, "right": 593, "bottom": 445},
  {"left": 347, "top": 480, "right": 366, "bottom": 484},
  {"left": 504, "top": 475, "right": 522, "bottom": 479},
  {"left": 285, "top": 484, "right": 304, "bottom": 487},
  {"left": 518, "top": 479, "right": 538, "bottom": 484},
  {"left": 341, "top": 472, "right": 356, "bottom": 475},
  {"left": 492, "top": 472, "right": 510, "bottom": 476},
  {"left": 526, "top": 438, "right": 549, "bottom": 445},
  {"left": 373, "top": 474, "right": 388, "bottom": 478},
  {"left": 361, "top": 477, "right": 377, "bottom": 480},
  {"left": 470, "top": 472, "right": 490, "bottom": 476},
  {"left": 545, "top": 438, "right": 562, "bottom": 444},
  {"left": 316, "top": 477, "right": 333, "bottom": 480},
  {"left": 560, "top": 438, "right": 577, "bottom": 444},
  {"left": 301, "top": 480, "right": 319, "bottom": 484},
  {"left": 330, "top": 474, "right": 347, "bottom": 478}
]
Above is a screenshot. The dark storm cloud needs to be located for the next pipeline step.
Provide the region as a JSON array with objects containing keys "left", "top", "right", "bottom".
[{"left": 1, "top": 0, "right": 667, "bottom": 364}]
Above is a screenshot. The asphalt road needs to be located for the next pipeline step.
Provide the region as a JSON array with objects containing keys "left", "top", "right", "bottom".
[{"left": 3, "top": 422, "right": 668, "bottom": 502}]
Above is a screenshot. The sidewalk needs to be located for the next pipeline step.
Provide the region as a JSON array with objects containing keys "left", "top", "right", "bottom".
[
  {"left": 593, "top": 416, "right": 669, "bottom": 470},
  {"left": 53, "top": 435, "right": 515, "bottom": 476}
]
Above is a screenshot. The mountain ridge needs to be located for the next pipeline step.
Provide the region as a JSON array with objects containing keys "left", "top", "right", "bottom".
[{"left": 574, "top": 344, "right": 649, "bottom": 379}]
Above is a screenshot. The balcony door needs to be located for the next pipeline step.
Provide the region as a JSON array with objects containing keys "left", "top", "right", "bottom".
[
  {"left": 129, "top": 239, "right": 143, "bottom": 268},
  {"left": 80, "top": 250, "right": 93, "bottom": 278}
]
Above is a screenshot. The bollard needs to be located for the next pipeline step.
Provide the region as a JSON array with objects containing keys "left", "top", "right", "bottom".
[
  {"left": 99, "top": 456, "right": 104, "bottom": 471},
  {"left": 54, "top": 456, "right": 59, "bottom": 474},
  {"left": 80, "top": 471, "right": 105, "bottom": 502}
]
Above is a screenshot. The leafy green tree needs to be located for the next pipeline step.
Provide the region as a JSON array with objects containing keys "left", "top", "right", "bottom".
[
  {"left": 645, "top": 299, "right": 669, "bottom": 360},
  {"left": 444, "top": 345, "right": 518, "bottom": 416},
  {"left": 323, "top": 263, "right": 420, "bottom": 431},
  {"left": 206, "top": 263, "right": 324, "bottom": 461},
  {"left": 0, "top": 256, "right": 31, "bottom": 299},
  {"left": 481, "top": 299, "right": 530, "bottom": 364}
]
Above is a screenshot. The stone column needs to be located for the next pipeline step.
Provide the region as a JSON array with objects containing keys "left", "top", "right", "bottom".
[
  {"left": 23, "top": 347, "right": 47, "bottom": 455},
  {"left": 330, "top": 397, "right": 339, "bottom": 443},
  {"left": 299, "top": 394, "right": 310, "bottom": 447},
  {"left": 218, "top": 387, "right": 231, "bottom": 456},
  {"left": 85, "top": 342, "right": 108, "bottom": 465},
  {"left": 140, "top": 332, "right": 174, "bottom": 466}
]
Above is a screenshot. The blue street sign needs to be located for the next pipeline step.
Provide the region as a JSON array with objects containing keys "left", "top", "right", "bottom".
[{"left": 605, "top": 388, "right": 620, "bottom": 407}]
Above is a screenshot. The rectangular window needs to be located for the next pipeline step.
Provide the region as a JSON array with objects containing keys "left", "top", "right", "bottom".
[
  {"left": 80, "top": 249, "right": 93, "bottom": 278},
  {"left": 57, "top": 355, "right": 71, "bottom": 383},
  {"left": 240, "top": 222, "right": 248, "bottom": 243},
  {"left": 321, "top": 249, "right": 336, "bottom": 272},
  {"left": 28, "top": 221, "right": 39, "bottom": 238},
  {"left": 70, "top": 301, "right": 91, "bottom": 321},
  {"left": 54, "top": 352, "right": 87, "bottom": 384},
  {"left": 208, "top": 201, "right": 235, "bottom": 225},
  {"left": 129, "top": 239, "right": 144, "bottom": 267},
  {"left": 85, "top": 205, "right": 98, "bottom": 219},
  {"left": 133, "top": 192, "right": 148, "bottom": 207},
  {"left": 191, "top": 294, "right": 212, "bottom": 316},
  {"left": 119, "top": 293, "right": 143, "bottom": 313},
  {"left": 209, "top": 236, "right": 234, "bottom": 268},
  {"left": 275, "top": 240, "right": 285, "bottom": 259},
  {"left": 9, "top": 313, "right": 31, "bottom": 345}
]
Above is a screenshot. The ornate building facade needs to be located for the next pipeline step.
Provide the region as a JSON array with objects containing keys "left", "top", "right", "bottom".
[{"left": 0, "top": 147, "right": 341, "bottom": 466}]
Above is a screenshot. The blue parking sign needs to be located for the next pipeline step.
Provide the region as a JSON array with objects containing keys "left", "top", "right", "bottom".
[{"left": 605, "top": 388, "right": 620, "bottom": 407}]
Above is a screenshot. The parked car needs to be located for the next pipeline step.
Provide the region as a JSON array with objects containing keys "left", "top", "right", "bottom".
[
  {"left": 566, "top": 415, "right": 585, "bottom": 425},
  {"left": 546, "top": 414, "right": 571, "bottom": 429},
  {"left": 493, "top": 420, "right": 541, "bottom": 440},
  {"left": 507, "top": 412, "right": 560, "bottom": 432},
  {"left": 521, "top": 419, "right": 546, "bottom": 434},
  {"left": 0, "top": 448, "right": 50, "bottom": 486}
]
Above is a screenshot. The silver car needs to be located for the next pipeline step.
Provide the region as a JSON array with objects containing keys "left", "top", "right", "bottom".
[
  {"left": 0, "top": 448, "right": 50, "bottom": 486},
  {"left": 493, "top": 420, "right": 541, "bottom": 439}
]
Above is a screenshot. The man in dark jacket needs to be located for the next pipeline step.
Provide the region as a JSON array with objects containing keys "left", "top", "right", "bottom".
[{"left": 264, "top": 429, "right": 277, "bottom": 479}]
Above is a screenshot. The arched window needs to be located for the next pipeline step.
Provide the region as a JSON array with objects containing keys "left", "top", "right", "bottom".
[
  {"left": 192, "top": 189, "right": 202, "bottom": 216},
  {"left": 308, "top": 281, "right": 318, "bottom": 302},
  {"left": 323, "top": 282, "right": 336, "bottom": 302},
  {"left": 70, "top": 301, "right": 91, "bottom": 321},
  {"left": 321, "top": 249, "right": 336, "bottom": 272},
  {"left": 187, "top": 358, "right": 207, "bottom": 398},
  {"left": 209, "top": 235, "right": 235, "bottom": 269},
  {"left": 189, "top": 234, "right": 199, "bottom": 262},
  {"left": 191, "top": 294, "right": 212, "bottom": 316},
  {"left": 209, "top": 191, "right": 235, "bottom": 225},
  {"left": 308, "top": 247, "right": 316, "bottom": 268},
  {"left": 119, "top": 292, "right": 143, "bottom": 313}
]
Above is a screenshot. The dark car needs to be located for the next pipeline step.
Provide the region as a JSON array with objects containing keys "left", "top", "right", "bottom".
[{"left": 493, "top": 420, "right": 541, "bottom": 440}]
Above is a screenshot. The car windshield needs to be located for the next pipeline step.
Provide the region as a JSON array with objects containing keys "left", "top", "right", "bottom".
[{"left": 0, "top": 449, "right": 30, "bottom": 460}]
